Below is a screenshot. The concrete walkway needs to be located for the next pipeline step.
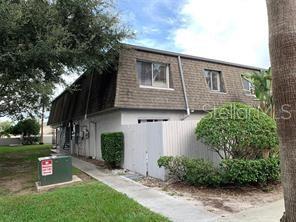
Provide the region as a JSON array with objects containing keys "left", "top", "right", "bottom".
[
  {"left": 218, "top": 199, "right": 284, "bottom": 222},
  {"left": 72, "top": 157, "right": 217, "bottom": 222}
]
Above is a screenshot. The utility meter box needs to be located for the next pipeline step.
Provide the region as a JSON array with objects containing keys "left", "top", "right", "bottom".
[{"left": 38, "top": 155, "right": 72, "bottom": 186}]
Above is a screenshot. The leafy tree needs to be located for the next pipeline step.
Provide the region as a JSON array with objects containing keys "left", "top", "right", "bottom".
[
  {"left": 266, "top": 0, "right": 296, "bottom": 221},
  {"left": 0, "top": 0, "right": 131, "bottom": 118},
  {"left": 10, "top": 119, "right": 40, "bottom": 137},
  {"left": 0, "top": 121, "right": 12, "bottom": 138},
  {"left": 10, "top": 118, "right": 40, "bottom": 144},
  {"left": 195, "top": 102, "right": 278, "bottom": 159},
  {"left": 243, "top": 68, "right": 274, "bottom": 118}
]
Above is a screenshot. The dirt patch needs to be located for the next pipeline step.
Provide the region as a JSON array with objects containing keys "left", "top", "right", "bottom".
[
  {"left": 0, "top": 175, "right": 35, "bottom": 195},
  {"left": 0, "top": 149, "right": 93, "bottom": 196},
  {"left": 75, "top": 171, "right": 93, "bottom": 182},
  {"left": 140, "top": 177, "right": 283, "bottom": 215},
  {"left": 0, "top": 167, "right": 92, "bottom": 196}
]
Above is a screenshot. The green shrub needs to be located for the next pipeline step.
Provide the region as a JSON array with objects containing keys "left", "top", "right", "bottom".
[
  {"left": 22, "top": 136, "right": 40, "bottom": 145},
  {"left": 158, "top": 156, "right": 222, "bottom": 186},
  {"left": 184, "top": 158, "right": 222, "bottom": 186},
  {"left": 220, "top": 158, "right": 280, "bottom": 185},
  {"left": 158, "top": 156, "right": 174, "bottom": 168},
  {"left": 158, "top": 156, "right": 280, "bottom": 187},
  {"left": 195, "top": 102, "right": 278, "bottom": 159},
  {"left": 101, "top": 132, "right": 124, "bottom": 168},
  {"left": 158, "top": 156, "right": 187, "bottom": 180}
]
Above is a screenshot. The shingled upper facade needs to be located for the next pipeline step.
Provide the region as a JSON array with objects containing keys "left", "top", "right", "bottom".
[{"left": 48, "top": 44, "right": 261, "bottom": 158}]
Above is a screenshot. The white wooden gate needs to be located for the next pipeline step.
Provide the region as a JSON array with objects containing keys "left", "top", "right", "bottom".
[
  {"left": 121, "top": 121, "right": 220, "bottom": 180},
  {"left": 162, "top": 121, "right": 220, "bottom": 163},
  {"left": 122, "top": 124, "right": 148, "bottom": 175}
]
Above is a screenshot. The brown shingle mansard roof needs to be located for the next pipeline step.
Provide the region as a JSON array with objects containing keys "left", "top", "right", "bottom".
[
  {"left": 127, "top": 44, "right": 264, "bottom": 71},
  {"left": 48, "top": 44, "right": 263, "bottom": 125}
]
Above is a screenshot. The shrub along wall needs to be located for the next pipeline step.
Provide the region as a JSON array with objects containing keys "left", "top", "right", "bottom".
[
  {"left": 101, "top": 132, "right": 124, "bottom": 168},
  {"left": 195, "top": 102, "right": 279, "bottom": 159},
  {"left": 158, "top": 156, "right": 280, "bottom": 187}
]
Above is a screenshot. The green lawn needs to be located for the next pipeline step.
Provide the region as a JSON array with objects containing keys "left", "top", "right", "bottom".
[
  {"left": 0, "top": 144, "right": 53, "bottom": 194},
  {"left": 0, "top": 182, "right": 169, "bottom": 222},
  {"left": 0, "top": 144, "right": 52, "bottom": 154},
  {"left": 0, "top": 145, "right": 169, "bottom": 222}
]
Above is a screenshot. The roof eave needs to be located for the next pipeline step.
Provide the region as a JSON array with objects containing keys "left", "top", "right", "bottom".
[{"left": 123, "top": 43, "right": 266, "bottom": 71}]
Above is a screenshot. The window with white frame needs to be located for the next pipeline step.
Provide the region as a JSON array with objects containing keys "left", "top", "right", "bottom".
[
  {"left": 137, "top": 61, "right": 170, "bottom": 88},
  {"left": 204, "top": 70, "right": 225, "bottom": 92},
  {"left": 138, "top": 119, "right": 168, "bottom": 124},
  {"left": 242, "top": 77, "right": 255, "bottom": 95}
]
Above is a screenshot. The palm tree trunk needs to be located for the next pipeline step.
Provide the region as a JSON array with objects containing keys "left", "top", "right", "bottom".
[{"left": 266, "top": 1, "right": 296, "bottom": 221}]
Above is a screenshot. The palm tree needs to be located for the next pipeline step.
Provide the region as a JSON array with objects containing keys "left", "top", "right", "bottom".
[
  {"left": 243, "top": 68, "right": 274, "bottom": 118},
  {"left": 266, "top": 0, "right": 296, "bottom": 221}
]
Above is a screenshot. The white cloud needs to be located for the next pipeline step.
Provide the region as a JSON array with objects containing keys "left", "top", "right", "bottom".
[
  {"left": 173, "top": 0, "right": 269, "bottom": 68},
  {"left": 125, "top": 37, "right": 160, "bottom": 49},
  {"left": 53, "top": 72, "right": 80, "bottom": 98}
]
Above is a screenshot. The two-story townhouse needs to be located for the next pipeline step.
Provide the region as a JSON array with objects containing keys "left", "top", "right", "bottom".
[{"left": 48, "top": 44, "right": 261, "bottom": 159}]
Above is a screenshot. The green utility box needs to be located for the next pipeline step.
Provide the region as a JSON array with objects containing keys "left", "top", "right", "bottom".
[{"left": 38, "top": 155, "right": 72, "bottom": 186}]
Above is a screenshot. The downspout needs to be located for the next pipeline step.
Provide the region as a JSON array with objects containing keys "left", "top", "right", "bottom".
[
  {"left": 177, "top": 56, "right": 190, "bottom": 120},
  {"left": 84, "top": 70, "right": 94, "bottom": 120},
  {"left": 90, "top": 120, "right": 97, "bottom": 159}
]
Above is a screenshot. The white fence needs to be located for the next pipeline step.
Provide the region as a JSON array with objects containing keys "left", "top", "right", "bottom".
[
  {"left": 121, "top": 121, "right": 220, "bottom": 180},
  {"left": 0, "top": 138, "right": 21, "bottom": 146}
]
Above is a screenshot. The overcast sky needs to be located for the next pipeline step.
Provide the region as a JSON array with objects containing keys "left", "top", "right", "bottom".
[
  {"left": 118, "top": 0, "right": 270, "bottom": 68},
  {"left": 1, "top": 0, "right": 270, "bottom": 121},
  {"left": 58, "top": 0, "right": 270, "bottom": 97}
]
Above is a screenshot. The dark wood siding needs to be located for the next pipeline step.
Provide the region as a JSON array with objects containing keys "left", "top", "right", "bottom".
[{"left": 48, "top": 67, "right": 117, "bottom": 125}]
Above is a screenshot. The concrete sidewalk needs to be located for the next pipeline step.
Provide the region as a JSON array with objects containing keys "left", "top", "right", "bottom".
[
  {"left": 72, "top": 157, "right": 217, "bottom": 222},
  {"left": 218, "top": 199, "right": 284, "bottom": 222}
]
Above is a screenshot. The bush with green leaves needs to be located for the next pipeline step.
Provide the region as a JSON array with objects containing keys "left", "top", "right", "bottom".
[
  {"left": 184, "top": 158, "right": 222, "bottom": 186},
  {"left": 22, "top": 136, "right": 40, "bottom": 145},
  {"left": 220, "top": 158, "right": 280, "bottom": 185},
  {"left": 158, "top": 156, "right": 280, "bottom": 187},
  {"left": 195, "top": 102, "right": 278, "bottom": 159},
  {"left": 158, "top": 156, "right": 222, "bottom": 186},
  {"left": 158, "top": 156, "right": 187, "bottom": 180},
  {"left": 101, "top": 132, "right": 124, "bottom": 168}
]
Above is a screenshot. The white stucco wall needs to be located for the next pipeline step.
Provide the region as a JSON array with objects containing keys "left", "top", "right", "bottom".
[
  {"left": 120, "top": 109, "right": 205, "bottom": 125},
  {"left": 61, "top": 108, "right": 206, "bottom": 162},
  {"left": 87, "top": 110, "right": 122, "bottom": 159},
  {"left": 67, "top": 110, "right": 122, "bottom": 159}
]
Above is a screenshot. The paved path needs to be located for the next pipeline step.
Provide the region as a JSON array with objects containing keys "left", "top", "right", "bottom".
[
  {"left": 72, "top": 157, "right": 217, "bottom": 222},
  {"left": 218, "top": 199, "right": 284, "bottom": 222}
]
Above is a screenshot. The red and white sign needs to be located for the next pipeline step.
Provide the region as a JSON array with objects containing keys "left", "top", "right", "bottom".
[{"left": 41, "top": 159, "right": 53, "bottom": 176}]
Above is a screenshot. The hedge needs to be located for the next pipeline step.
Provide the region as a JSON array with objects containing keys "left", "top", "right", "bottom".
[
  {"left": 158, "top": 156, "right": 280, "bottom": 187},
  {"left": 220, "top": 158, "right": 280, "bottom": 185},
  {"left": 101, "top": 132, "right": 124, "bottom": 168}
]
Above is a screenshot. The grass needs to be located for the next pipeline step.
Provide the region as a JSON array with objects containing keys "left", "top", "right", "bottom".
[
  {"left": 0, "top": 144, "right": 53, "bottom": 194},
  {"left": 0, "top": 182, "right": 169, "bottom": 222},
  {"left": 0, "top": 145, "right": 170, "bottom": 222},
  {"left": 0, "top": 144, "right": 52, "bottom": 154}
]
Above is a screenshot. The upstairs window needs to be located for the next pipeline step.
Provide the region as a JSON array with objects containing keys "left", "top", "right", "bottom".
[
  {"left": 242, "top": 77, "right": 255, "bottom": 95},
  {"left": 204, "top": 70, "right": 225, "bottom": 92},
  {"left": 137, "top": 61, "right": 170, "bottom": 88}
]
